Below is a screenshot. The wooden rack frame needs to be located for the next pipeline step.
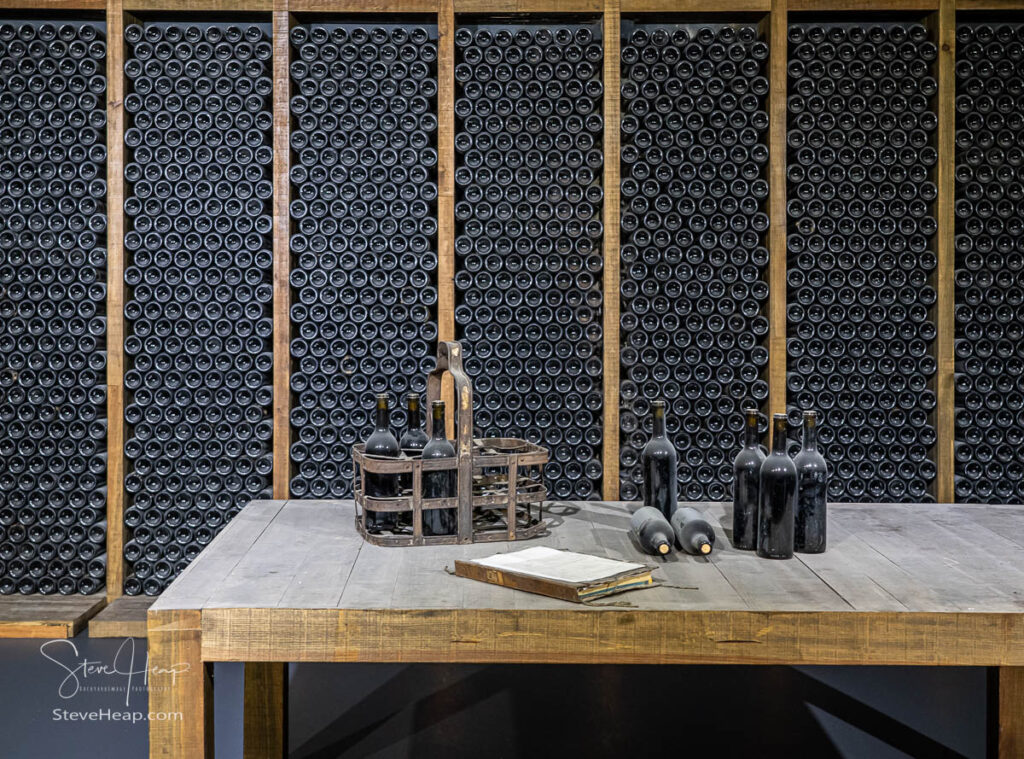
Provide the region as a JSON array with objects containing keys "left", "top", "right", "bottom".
[{"left": 0, "top": 0, "right": 1014, "bottom": 639}]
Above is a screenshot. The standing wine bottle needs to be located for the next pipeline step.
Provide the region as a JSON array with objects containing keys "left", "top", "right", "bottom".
[
  {"left": 421, "top": 400, "right": 457, "bottom": 536},
  {"left": 794, "top": 410, "right": 828, "bottom": 553},
  {"left": 641, "top": 400, "right": 677, "bottom": 520},
  {"left": 732, "top": 408, "right": 764, "bottom": 550},
  {"left": 398, "top": 393, "right": 428, "bottom": 492},
  {"left": 757, "top": 414, "right": 797, "bottom": 559},
  {"left": 629, "top": 506, "right": 673, "bottom": 556},
  {"left": 670, "top": 506, "right": 715, "bottom": 556},
  {"left": 363, "top": 393, "right": 400, "bottom": 531}
]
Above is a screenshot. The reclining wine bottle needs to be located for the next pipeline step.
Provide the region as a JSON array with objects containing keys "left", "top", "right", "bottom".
[
  {"left": 794, "top": 410, "right": 827, "bottom": 553},
  {"left": 732, "top": 408, "right": 764, "bottom": 550},
  {"left": 641, "top": 400, "right": 677, "bottom": 520},
  {"left": 671, "top": 507, "right": 716, "bottom": 556},
  {"left": 629, "top": 506, "right": 674, "bottom": 556},
  {"left": 422, "top": 400, "right": 457, "bottom": 536},
  {"left": 363, "top": 393, "right": 400, "bottom": 531},
  {"left": 757, "top": 414, "right": 797, "bottom": 559}
]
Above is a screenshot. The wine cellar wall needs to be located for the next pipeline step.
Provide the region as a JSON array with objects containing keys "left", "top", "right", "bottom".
[
  {"left": 953, "top": 20, "right": 1024, "bottom": 504},
  {"left": 785, "top": 19, "right": 940, "bottom": 503},
  {"left": 287, "top": 19, "right": 440, "bottom": 500},
  {"left": 0, "top": 0, "right": 1022, "bottom": 603},
  {"left": 120, "top": 19, "right": 276, "bottom": 595},
  {"left": 453, "top": 18, "right": 606, "bottom": 501},
  {"left": 617, "top": 19, "right": 771, "bottom": 503},
  {"left": 0, "top": 18, "right": 108, "bottom": 596}
]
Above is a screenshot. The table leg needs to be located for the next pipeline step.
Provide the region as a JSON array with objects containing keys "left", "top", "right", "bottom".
[
  {"left": 148, "top": 609, "right": 212, "bottom": 759},
  {"left": 1000, "top": 666, "right": 1024, "bottom": 759},
  {"left": 244, "top": 663, "right": 288, "bottom": 759}
]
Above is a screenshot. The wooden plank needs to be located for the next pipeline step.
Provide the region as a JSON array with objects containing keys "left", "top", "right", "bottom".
[
  {"left": 438, "top": 0, "right": 456, "bottom": 437},
  {"left": 454, "top": 0, "right": 601, "bottom": 10},
  {"left": 201, "top": 606, "right": 1024, "bottom": 666},
  {"left": 290, "top": 0, "right": 439, "bottom": 8},
  {"left": 273, "top": 10, "right": 292, "bottom": 501},
  {"left": 955, "top": 0, "right": 1024, "bottom": 8},
  {"left": 788, "top": 0, "right": 939, "bottom": 8},
  {"left": 105, "top": 0, "right": 127, "bottom": 602},
  {"left": 243, "top": 663, "right": 287, "bottom": 759},
  {"left": 0, "top": 594, "right": 106, "bottom": 639},
  {"left": 767, "top": 0, "right": 787, "bottom": 419},
  {"left": 622, "top": 0, "right": 769, "bottom": 9},
  {"left": 601, "top": 0, "right": 621, "bottom": 500},
  {"left": 277, "top": 501, "right": 364, "bottom": 608},
  {"left": 0, "top": 0, "right": 104, "bottom": 7},
  {"left": 124, "top": 0, "right": 271, "bottom": 9},
  {"left": 89, "top": 596, "right": 154, "bottom": 638},
  {"left": 152, "top": 500, "right": 288, "bottom": 611},
  {"left": 933, "top": 0, "right": 955, "bottom": 504},
  {"left": 1000, "top": 667, "right": 1024, "bottom": 759},
  {"left": 148, "top": 609, "right": 212, "bottom": 759}
]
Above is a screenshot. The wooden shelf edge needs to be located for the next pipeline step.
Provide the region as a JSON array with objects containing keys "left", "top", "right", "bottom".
[
  {"left": 621, "top": 0, "right": 770, "bottom": 11},
  {"left": 89, "top": 596, "right": 156, "bottom": 638},
  {"left": 454, "top": 0, "right": 602, "bottom": 12},
  {"left": 123, "top": 0, "right": 274, "bottom": 10},
  {"left": 788, "top": 0, "right": 940, "bottom": 9},
  {"left": 0, "top": 594, "right": 106, "bottom": 639},
  {"left": 290, "top": 0, "right": 439, "bottom": 10},
  {"left": 955, "top": 0, "right": 1024, "bottom": 9},
  {"left": 0, "top": 0, "right": 105, "bottom": 7}
]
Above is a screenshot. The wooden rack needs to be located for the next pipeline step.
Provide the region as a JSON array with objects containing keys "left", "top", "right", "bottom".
[{"left": 0, "top": 0, "right": 1014, "bottom": 638}]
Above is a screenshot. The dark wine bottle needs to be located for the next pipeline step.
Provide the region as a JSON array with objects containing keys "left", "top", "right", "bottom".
[
  {"left": 629, "top": 506, "right": 673, "bottom": 556},
  {"left": 398, "top": 392, "right": 428, "bottom": 492},
  {"left": 363, "top": 392, "right": 400, "bottom": 531},
  {"left": 732, "top": 408, "right": 764, "bottom": 550},
  {"left": 757, "top": 414, "right": 797, "bottom": 559},
  {"left": 421, "top": 400, "right": 457, "bottom": 536},
  {"left": 670, "top": 506, "right": 715, "bottom": 556},
  {"left": 641, "top": 400, "right": 677, "bottom": 520},
  {"left": 794, "top": 410, "right": 828, "bottom": 553}
]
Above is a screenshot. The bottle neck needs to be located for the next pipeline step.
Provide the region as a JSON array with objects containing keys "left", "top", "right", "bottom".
[
  {"left": 772, "top": 418, "right": 788, "bottom": 454},
  {"left": 406, "top": 398, "right": 420, "bottom": 435},
  {"left": 375, "top": 401, "right": 389, "bottom": 432},
  {"left": 744, "top": 413, "right": 759, "bottom": 447},
  {"left": 803, "top": 422, "right": 818, "bottom": 452},
  {"left": 652, "top": 407, "right": 666, "bottom": 437},
  {"left": 431, "top": 406, "right": 446, "bottom": 440}
]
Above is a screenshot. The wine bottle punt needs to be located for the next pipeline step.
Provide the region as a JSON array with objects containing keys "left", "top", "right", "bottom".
[
  {"left": 629, "top": 506, "right": 673, "bottom": 556},
  {"left": 363, "top": 392, "right": 400, "bottom": 531},
  {"left": 757, "top": 414, "right": 797, "bottom": 559},
  {"left": 398, "top": 392, "right": 428, "bottom": 492},
  {"left": 641, "top": 400, "right": 677, "bottom": 520},
  {"left": 794, "top": 410, "right": 828, "bottom": 553},
  {"left": 732, "top": 407, "right": 764, "bottom": 550},
  {"left": 421, "top": 400, "right": 457, "bottom": 536},
  {"left": 671, "top": 506, "right": 716, "bottom": 556}
]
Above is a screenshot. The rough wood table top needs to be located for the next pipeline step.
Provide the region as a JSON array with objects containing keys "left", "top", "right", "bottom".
[{"left": 149, "top": 499, "right": 1024, "bottom": 666}]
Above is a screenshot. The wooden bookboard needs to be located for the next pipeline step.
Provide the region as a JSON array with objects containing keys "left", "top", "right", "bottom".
[{"left": 0, "top": 0, "right": 1009, "bottom": 638}]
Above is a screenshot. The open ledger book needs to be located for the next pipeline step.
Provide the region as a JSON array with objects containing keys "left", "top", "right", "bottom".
[{"left": 454, "top": 546, "right": 655, "bottom": 603}]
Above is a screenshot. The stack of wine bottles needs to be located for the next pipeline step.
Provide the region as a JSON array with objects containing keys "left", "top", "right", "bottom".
[
  {"left": 453, "top": 22, "right": 605, "bottom": 501},
  {"left": 618, "top": 23, "right": 771, "bottom": 504},
  {"left": 953, "top": 23, "right": 1024, "bottom": 504},
  {"left": 288, "top": 22, "right": 440, "bottom": 500},
  {"left": 0, "top": 21, "right": 108, "bottom": 595},
  {"left": 121, "top": 22, "right": 274, "bottom": 595},
  {"left": 786, "top": 23, "right": 939, "bottom": 503}
]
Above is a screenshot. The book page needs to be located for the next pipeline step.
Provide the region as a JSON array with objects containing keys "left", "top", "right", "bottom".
[{"left": 471, "top": 546, "right": 647, "bottom": 585}]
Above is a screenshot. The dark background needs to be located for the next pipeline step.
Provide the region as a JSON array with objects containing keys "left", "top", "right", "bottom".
[{"left": 0, "top": 632, "right": 990, "bottom": 758}]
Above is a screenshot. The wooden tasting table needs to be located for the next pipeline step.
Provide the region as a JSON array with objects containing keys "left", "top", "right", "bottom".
[{"left": 147, "top": 499, "right": 1024, "bottom": 758}]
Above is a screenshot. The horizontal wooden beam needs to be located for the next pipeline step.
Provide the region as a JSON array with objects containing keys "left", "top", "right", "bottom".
[
  {"left": 622, "top": 0, "right": 769, "bottom": 11},
  {"left": 0, "top": 0, "right": 104, "bottom": 7},
  {"left": 89, "top": 596, "right": 154, "bottom": 638},
  {"left": 290, "top": 0, "right": 439, "bottom": 10},
  {"left": 454, "top": 0, "right": 601, "bottom": 11},
  {"left": 0, "top": 594, "right": 106, "bottom": 639},
  {"left": 123, "top": 0, "right": 273, "bottom": 10},
  {"left": 788, "top": 0, "right": 939, "bottom": 8},
  {"left": 955, "top": 0, "right": 1024, "bottom": 8},
  {"left": 202, "top": 607, "right": 1024, "bottom": 667}
]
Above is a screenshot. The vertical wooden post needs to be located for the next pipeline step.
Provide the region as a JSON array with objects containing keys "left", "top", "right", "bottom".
[
  {"left": 148, "top": 610, "right": 212, "bottom": 759},
  {"left": 767, "top": 0, "right": 788, "bottom": 422},
  {"left": 932, "top": 0, "right": 955, "bottom": 504},
  {"left": 999, "top": 667, "right": 1024, "bottom": 759},
  {"left": 438, "top": 0, "right": 456, "bottom": 438},
  {"left": 244, "top": 662, "right": 288, "bottom": 759},
  {"left": 272, "top": 8, "right": 292, "bottom": 500},
  {"left": 601, "top": 0, "right": 621, "bottom": 500},
  {"left": 105, "top": 0, "right": 126, "bottom": 601}
]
